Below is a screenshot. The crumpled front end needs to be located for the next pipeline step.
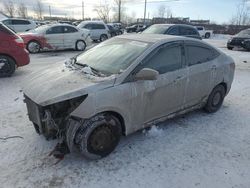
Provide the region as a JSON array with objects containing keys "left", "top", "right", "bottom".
[{"left": 24, "top": 95, "right": 87, "bottom": 140}]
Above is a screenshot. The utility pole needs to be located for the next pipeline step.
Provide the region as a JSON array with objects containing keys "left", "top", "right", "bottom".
[
  {"left": 143, "top": 0, "right": 147, "bottom": 25},
  {"left": 118, "top": 0, "right": 121, "bottom": 23},
  {"left": 49, "top": 5, "right": 52, "bottom": 19},
  {"left": 82, "top": 1, "right": 84, "bottom": 20}
]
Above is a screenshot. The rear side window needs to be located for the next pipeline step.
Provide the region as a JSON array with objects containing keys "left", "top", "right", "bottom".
[
  {"left": 92, "top": 24, "right": 105, "bottom": 30},
  {"left": 12, "top": 20, "right": 30, "bottom": 25},
  {"left": 64, "top": 26, "right": 78, "bottom": 33},
  {"left": 180, "top": 27, "right": 198, "bottom": 36},
  {"left": 141, "top": 44, "right": 183, "bottom": 74},
  {"left": 186, "top": 45, "right": 217, "bottom": 66},
  {"left": 0, "top": 24, "right": 16, "bottom": 35},
  {"left": 46, "top": 26, "right": 63, "bottom": 34}
]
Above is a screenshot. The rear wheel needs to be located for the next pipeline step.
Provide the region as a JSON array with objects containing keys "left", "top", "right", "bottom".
[
  {"left": 204, "top": 85, "right": 226, "bottom": 113},
  {"left": 75, "top": 40, "right": 86, "bottom": 51},
  {"left": 227, "top": 46, "right": 233, "bottom": 50},
  {"left": 0, "top": 55, "right": 16, "bottom": 77},
  {"left": 74, "top": 114, "right": 122, "bottom": 159},
  {"left": 100, "top": 34, "right": 108, "bottom": 42},
  {"left": 205, "top": 33, "right": 211, "bottom": 39},
  {"left": 27, "top": 41, "right": 41, "bottom": 53}
]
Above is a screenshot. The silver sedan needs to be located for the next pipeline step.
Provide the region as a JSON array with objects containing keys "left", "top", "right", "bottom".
[{"left": 23, "top": 34, "right": 235, "bottom": 159}]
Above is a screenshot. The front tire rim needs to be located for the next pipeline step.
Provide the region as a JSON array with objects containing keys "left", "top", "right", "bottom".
[
  {"left": 28, "top": 42, "right": 40, "bottom": 53},
  {"left": 212, "top": 92, "right": 222, "bottom": 107},
  {"left": 88, "top": 124, "right": 116, "bottom": 153},
  {"left": 0, "top": 58, "right": 11, "bottom": 74},
  {"left": 77, "top": 41, "right": 86, "bottom": 50}
]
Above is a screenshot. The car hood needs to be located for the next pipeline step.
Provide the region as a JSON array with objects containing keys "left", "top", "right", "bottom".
[{"left": 23, "top": 62, "right": 116, "bottom": 106}]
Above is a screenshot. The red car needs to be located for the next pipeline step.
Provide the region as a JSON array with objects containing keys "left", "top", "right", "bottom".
[{"left": 0, "top": 23, "right": 30, "bottom": 77}]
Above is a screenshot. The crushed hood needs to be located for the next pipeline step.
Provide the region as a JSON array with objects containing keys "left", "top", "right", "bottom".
[{"left": 23, "top": 62, "right": 115, "bottom": 106}]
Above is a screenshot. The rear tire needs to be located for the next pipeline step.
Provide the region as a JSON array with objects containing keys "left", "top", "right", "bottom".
[
  {"left": 27, "top": 40, "right": 41, "bottom": 53},
  {"left": 205, "top": 33, "right": 211, "bottom": 39},
  {"left": 227, "top": 46, "right": 233, "bottom": 50},
  {"left": 204, "top": 85, "right": 226, "bottom": 113},
  {"left": 74, "top": 113, "right": 122, "bottom": 160},
  {"left": 0, "top": 55, "right": 16, "bottom": 77},
  {"left": 100, "top": 34, "right": 108, "bottom": 42}
]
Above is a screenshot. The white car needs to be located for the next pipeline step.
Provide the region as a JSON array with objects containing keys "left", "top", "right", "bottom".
[
  {"left": 1, "top": 18, "right": 37, "bottom": 33},
  {"left": 19, "top": 24, "right": 90, "bottom": 53},
  {"left": 196, "top": 26, "right": 213, "bottom": 39},
  {"left": 77, "top": 21, "right": 110, "bottom": 42}
]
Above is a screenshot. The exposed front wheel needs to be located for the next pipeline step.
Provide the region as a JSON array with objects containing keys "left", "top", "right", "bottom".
[
  {"left": 204, "top": 85, "right": 226, "bottom": 113},
  {"left": 205, "top": 33, "right": 211, "bottom": 39},
  {"left": 0, "top": 55, "right": 16, "bottom": 77},
  {"left": 27, "top": 41, "right": 41, "bottom": 53},
  {"left": 74, "top": 114, "right": 122, "bottom": 159},
  {"left": 76, "top": 40, "right": 86, "bottom": 51}
]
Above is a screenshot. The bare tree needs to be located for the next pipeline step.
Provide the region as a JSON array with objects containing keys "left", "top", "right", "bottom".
[
  {"left": 17, "top": 3, "right": 28, "bottom": 18},
  {"left": 3, "top": 0, "right": 15, "bottom": 17},
  {"left": 93, "top": 1, "right": 111, "bottom": 22},
  {"left": 231, "top": 0, "right": 250, "bottom": 25},
  {"left": 158, "top": 5, "right": 172, "bottom": 18},
  {"left": 34, "top": 0, "right": 44, "bottom": 20}
]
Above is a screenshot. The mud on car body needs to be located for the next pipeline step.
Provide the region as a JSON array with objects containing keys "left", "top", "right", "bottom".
[{"left": 23, "top": 34, "right": 235, "bottom": 160}]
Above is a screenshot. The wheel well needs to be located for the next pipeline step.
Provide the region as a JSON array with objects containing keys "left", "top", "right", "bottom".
[
  {"left": 105, "top": 111, "right": 126, "bottom": 136},
  {"left": 0, "top": 53, "right": 16, "bottom": 65}
]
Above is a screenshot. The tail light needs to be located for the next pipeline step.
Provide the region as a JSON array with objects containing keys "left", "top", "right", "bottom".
[{"left": 14, "top": 37, "right": 25, "bottom": 48}]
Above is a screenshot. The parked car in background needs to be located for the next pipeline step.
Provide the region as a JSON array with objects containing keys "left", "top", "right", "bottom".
[
  {"left": 77, "top": 21, "right": 110, "bottom": 42},
  {"left": 0, "top": 23, "right": 29, "bottom": 77},
  {"left": 126, "top": 24, "right": 143, "bottom": 33},
  {"left": 23, "top": 34, "right": 235, "bottom": 160},
  {"left": 19, "top": 24, "right": 90, "bottom": 53},
  {"left": 143, "top": 24, "right": 202, "bottom": 40},
  {"left": 107, "top": 24, "right": 123, "bottom": 37},
  {"left": 1, "top": 18, "right": 37, "bottom": 33},
  {"left": 227, "top": 29, "right": 250, "bottom": 51},
  {"left": 108, "top": 23, "right": 124, "bottom": 35},
  {"left": 196, "top": 26, "right": 213, "bottom": 38}
]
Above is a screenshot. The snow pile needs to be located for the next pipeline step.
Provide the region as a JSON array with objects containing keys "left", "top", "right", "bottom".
[{"left": 143, "top": 125, "right": 164, "bottom": 137}]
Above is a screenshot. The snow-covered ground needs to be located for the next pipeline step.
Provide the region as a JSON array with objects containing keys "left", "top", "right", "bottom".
[{"left": 1, "top": 36, "right": 250, "bottom": 188}]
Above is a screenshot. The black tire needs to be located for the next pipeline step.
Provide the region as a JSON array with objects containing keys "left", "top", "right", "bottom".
[
  {"left": 27, "top": 40, "right": 41, "bottom": 53},
  {"left": 205, "top": 33, "right": 211, "bottom": 39},
  {"left": 74, "top": 113, "right": 122, "bottom": 159},
  {"left": 75, "top": 40, "right": 86, "bottom": 51},
  {"left": 204, "top": 85, "right": 226, "bottom": 113},
  {"left": 0, "top": 55, "right": 16, "bottom": 77},
  {"left": 227, "top": 46, "right": 233, "bottom": 50},
  {"left": 100, "top": 34, "right": 108, "bottom": 42}
]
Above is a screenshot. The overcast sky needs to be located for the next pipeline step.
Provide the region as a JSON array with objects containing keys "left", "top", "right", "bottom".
[{"left": 0, "top": 0, "right": 249, "bottom": 23}]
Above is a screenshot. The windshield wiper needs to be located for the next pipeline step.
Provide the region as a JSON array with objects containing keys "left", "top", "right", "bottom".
[{"left": 75, "top": 63, "right": 104, "bottom": 77}]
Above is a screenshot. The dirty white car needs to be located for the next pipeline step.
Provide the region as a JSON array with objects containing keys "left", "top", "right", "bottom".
[{"left": 23, "top": 34, "right": 235, "bottom": 160}]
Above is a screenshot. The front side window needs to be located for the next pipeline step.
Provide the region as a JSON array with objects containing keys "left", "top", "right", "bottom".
[
  {"left": 46, "top": 26, "right": 63, "bottom": 34},
  {"left": 2, "top": 20, "right": 11, "bottom": 25},
  {"left": 186, "top": 45, "right": 215, "bottom": 66},
  {"left": 83, "top": 24, "right": 92, "bottom": 30},
  {"left": 139, "top": 44, "right": 183, "bottom": 74},
  {"left": 12, "top": 20, "right": 30, "bottom": 25}
]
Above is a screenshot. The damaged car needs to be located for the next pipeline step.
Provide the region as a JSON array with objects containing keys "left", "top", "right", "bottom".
[{"left": 23, "top": 34, "right": 235, "bottom": 160}]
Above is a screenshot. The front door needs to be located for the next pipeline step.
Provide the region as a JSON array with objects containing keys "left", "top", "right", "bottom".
[
  {"left": 44, "top": 26, "right": 64, "bottom": 50},
  {"left": 129, "top": 42, "right": 188, "bottom": 127}
]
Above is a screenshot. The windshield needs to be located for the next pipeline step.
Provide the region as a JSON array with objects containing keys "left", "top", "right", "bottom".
[
  {"left": 76, "top": 38, "right": 150, "bottom": 75},
  {"left": 237, "top": 29, "right": 250, "bottom": 37},
  {"left": 143, "top": 25, "right": 171, "bottom": 34}
]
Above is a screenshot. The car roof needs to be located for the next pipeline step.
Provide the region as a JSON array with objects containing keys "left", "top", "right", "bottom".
[
  {"left": 153, "top": 24, "right": 196, "bottom": 28},
  {"left": 117, "top": 34, "right": 193, "bottom": 43},
  {"left": 80, "top": 21, "right": 105, "bottom": 24}
]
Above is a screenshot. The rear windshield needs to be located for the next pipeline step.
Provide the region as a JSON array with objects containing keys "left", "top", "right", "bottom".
[
  {"left": 143, "top": 25, "right": 171, "bottom": 34},
  {"left": 0, "top": 24, "right": 16, "bottom": 35}
]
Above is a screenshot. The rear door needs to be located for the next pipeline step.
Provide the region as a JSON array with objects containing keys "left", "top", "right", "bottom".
[
  {"left": 183, "top": 41, "right": 218, "bottom": 108},
  {"left": 63, "top": 26, "right": 79, "bottom": 48},
  {"left": 44, "top": 26, "right": 64, "bottom": 49}
]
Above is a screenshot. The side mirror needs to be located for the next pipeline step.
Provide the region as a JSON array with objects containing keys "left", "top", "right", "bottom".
[{"left": 135, "top": 68, "right": 159, "bottom": 81}]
